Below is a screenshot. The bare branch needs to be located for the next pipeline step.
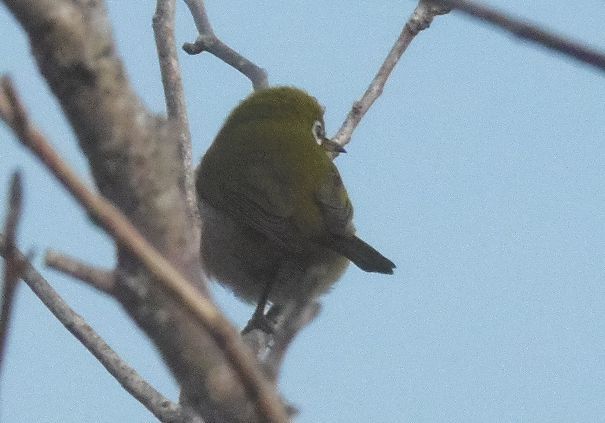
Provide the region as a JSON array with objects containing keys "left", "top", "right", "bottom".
[
  {"left": 0, "top": 235, "right": 193, "bottom": 423},
  {"left": 0, "top": 172, "right": 23, "bottom": 382},
  {"left": 332, "top": 0, "right": 450, "bottom": 148},
  {"left": 241, "top": 303, "right": 320, "bottom": 388},
  {"left": 0, "top": 76, "right": 288, "bottom": 423},
  {"left": 1, "top": 0, "right": 287, "bottom": 417},
  {"left": 45, "top": 250, "right": 115, "bottom": 294},
  {"left": 441, "top": 0, "right": 605, "bottom": 73},
  {"left": 182, "top": 0, "right": 269, "bottom": 90},
  {"left": 153, "top": 0, "right": 199, "bottom": 226},
  {"left": 263, "top": 303, "right": 321, "bottom": 382}
]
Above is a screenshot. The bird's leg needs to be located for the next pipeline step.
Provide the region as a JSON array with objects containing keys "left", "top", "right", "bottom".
[
  {"left": 265, "top": 304, "right": 283, "bottom": 324},
  {"left": 242, "top": 278, "right": 276, "bottom": 334}
]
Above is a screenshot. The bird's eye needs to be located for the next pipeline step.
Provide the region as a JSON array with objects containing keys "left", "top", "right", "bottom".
[{"left": 311, "top": 120, "right": 324, "bottom": 145}]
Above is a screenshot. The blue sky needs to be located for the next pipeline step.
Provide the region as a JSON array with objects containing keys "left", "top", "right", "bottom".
[{"left": 1, "top": 1, "right": 604, "bottom": 422}]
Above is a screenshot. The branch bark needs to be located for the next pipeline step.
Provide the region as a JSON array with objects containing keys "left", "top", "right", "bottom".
[
  {"left": 45, "top": 250, "right": 115, "bottom": 294},
  {"left": 332, "top": 0, "right": 450, "bottom": 149},
  {"left": 441, "top": 0, "right": 605, "bottom": 72},
  {"left": 153, "top": 0, "right": 198, "bottom": 224},
  {"left": 182, "top": 0, "right": 269, "bottom": 90},
  {"left": 0, "top": 234, "right": 194, "bottom": 423},
  {"left": 0, "top": 1, "right": 286, "bottom": 421},
  {"left": 0, "top": 173, "right": 23, "bottom": 383}
]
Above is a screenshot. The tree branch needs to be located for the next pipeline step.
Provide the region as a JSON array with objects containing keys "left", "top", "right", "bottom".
[
  {"left": 0, "top": 0, "right": 286, "bottom": 418},
  {"left": 263, "top": 303, "right": 321, "bottom": 382},
  {"left": 0, "top": 172, "right": 23, "bottom": 383},
  {"left": 0, "top": 234, "right": 195, "bottom": 423},
  {"left": 182, "top": 0, "right": 269, "bottom": 90},
  {"left": 332, "top": 0, "right": 450, "bottom": 149},
  {"left": 153, "top": 0, "right": 199, "bottom": 226},
  {"left": 45, "top": 250, "right": 115, "bottom": 294},
  {"left": 0, "top": 75, "right": 287, "bottom": 422},
  {"left": 441, "top": 0, "right": 605, "bottom": 73}
]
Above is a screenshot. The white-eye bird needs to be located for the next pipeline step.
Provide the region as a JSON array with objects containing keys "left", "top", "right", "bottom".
[{"left": 196, "top": 87, "right": 395, "bottom": 330}]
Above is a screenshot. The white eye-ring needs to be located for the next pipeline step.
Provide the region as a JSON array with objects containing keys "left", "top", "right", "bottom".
[{"left": 312, "top": 120, "right": 324, "bottom": 145}]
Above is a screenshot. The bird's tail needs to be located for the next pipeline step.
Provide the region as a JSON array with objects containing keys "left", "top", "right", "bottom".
[{"left": 329, "top": 235, "right": 395, "bottom": 274}]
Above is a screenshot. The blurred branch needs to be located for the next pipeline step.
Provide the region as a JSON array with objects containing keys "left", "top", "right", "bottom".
[
  {"left": 332, "top": 0, "right": 450, "bottom": 149},
  {"left": 0, "top": 234, "right": 192, "bottom": 423},
  {"left": 153, "top": 0, "right": 199, "bottom": 225},
  {"left": 239, "top": 304, "right": 321, "bottom": 418},
  {"left": 1, "top": 0, "right": 280, "bottom": 418},
  {"left": 441, "top": 0, "right": 605, "bottom": 73},
  {"left": 263, "top": 302, "right": 321, "bottom": 382},
  {"left": 0, "top": 172, "right": 23, "bottom": 383},
  {"left": 241, "top": 302, "right": 321, "bottom": 383},
  {"left": 182, "top": 0, "right": 269, "bottom": 89},
  {"left": 0, "top": 76, "right": 288, "bottom": 423},
  {"left": 45, "top": 250, "right": 115, "bottom": 295}
]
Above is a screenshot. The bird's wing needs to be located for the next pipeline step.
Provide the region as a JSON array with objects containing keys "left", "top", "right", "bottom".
[
  {"left": 315, "top": 165, "right": 354, "bottom": 236},
  {"left": 315, "top": 165, "right": 395, "bottom": 274},
  {"left": 199, "top": 154, "right": 300, "bottom": 249}
]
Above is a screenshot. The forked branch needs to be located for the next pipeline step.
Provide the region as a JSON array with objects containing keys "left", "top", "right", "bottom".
[
  {"left": 182, "top": 0, "right": 269, "bottom": 89},
  {"left": 0, "top": 76, "right": 288, "bottom": 423}
]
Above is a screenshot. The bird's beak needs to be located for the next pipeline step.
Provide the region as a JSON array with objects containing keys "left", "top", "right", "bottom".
[{"left": 322, "top": 138, "right": 347, "bottom": 153}]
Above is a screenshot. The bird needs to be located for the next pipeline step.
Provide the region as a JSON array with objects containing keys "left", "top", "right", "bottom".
[{"left": 196, "top": 86, "right": 395, "bottom": 331}]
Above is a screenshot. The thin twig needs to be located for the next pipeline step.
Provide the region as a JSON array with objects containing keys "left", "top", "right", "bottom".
[
  {"left": 0, "top": 235, "right": 192, "bottom": 423},
  {"left": 182, "top": 0, "right": 269, "bottom": 90},
  {"left": 0, "top": 172, "right": 23, "bottom": 384},
  {"left": 153, "top": 0, "right": 199, "bottom": 226},
  {"left": 45, "top": 250, "right": 115, "bottom": 294},
  {"left": 0, "top": 77, "right": 288, "bottom": 423},
  {"left": 442, "top": 0, "right": 605, "bottom": 73},
  {"left": 332, "top": 0, "right": 450, "bottom": 148}
]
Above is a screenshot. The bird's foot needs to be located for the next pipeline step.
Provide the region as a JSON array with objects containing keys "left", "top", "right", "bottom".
[
  {"left": 242, "top": 303, "right": 283, "bottom": 334},
  {"left": 242, "top": 312, "right": 275, "bottom": 334}
]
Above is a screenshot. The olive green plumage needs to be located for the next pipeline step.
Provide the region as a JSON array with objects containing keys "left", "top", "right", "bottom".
[{"left": 196, "top": 86, "right": 394, "bottom": 310}]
